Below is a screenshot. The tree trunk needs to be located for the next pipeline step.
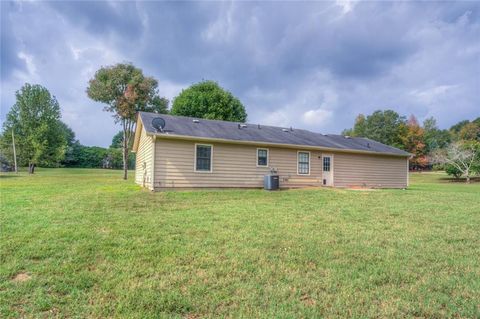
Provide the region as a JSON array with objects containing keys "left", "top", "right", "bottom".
[
  {"left": 466, "top": 175, "right": 470, "bottom": 184},
  {"left": 28, "top": 163, "right": 35, "bottom": 174},
  {"left": 12, "top": 130, "right": 17, "bottom": 173},
  {"left": 122, "top": 129, "right": 128, "bottom": 180}
]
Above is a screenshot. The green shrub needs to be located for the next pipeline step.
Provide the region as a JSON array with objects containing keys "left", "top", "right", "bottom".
[{"left": 445, "top": 164, "right": 462, "bottom": 179}]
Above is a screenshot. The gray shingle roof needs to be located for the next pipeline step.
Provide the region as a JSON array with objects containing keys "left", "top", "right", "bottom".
[{"left": 139, "top": 112, "right": 410, "bottom": 156}]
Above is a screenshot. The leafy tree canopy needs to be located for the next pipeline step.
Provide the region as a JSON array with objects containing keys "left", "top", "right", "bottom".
[
  {"left": 458, "top": 122, "right": 480, "bottom": 141},
  {"left": 343, "top": 110, "right": 406, "bottom": 149},
  {"left": 86, "top": 63, "right": 167, "bottom": 179},
  {"left": 62, "top": 145, "right": 135, "bottom": 170},
  {"left": 402, "top": 115, "right": 427, "bottom": 167},
  {"left": 87, "top": 63, "right": 167, "bottom": 122},
  {"left": 171, "top": 80, "right": 247, "bottom": 122},
  {"left": 150, "top": 96, "right": 169, "bottom": 115},
  {"left": 450, "top": 120, "right": 470, "bottom": 134},
  {"left": 423, "top": 117, "right": 451, "bottom": 153},
  {"left": 1, "top": 83, "right": 67, "bottom": 171},
  {"left": 449, "top": 118, "right": 480, "bottom": 142},
  {"left": 59, "top": 121, "right": 77, "bottom": 146},
  {"left": 111, "top": 130, "right": 134, "bottom": 149}
]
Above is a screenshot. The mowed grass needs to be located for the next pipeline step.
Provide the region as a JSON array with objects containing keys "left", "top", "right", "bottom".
[{"left": 1, "top": 169, "right": 479, "bottom": 318}]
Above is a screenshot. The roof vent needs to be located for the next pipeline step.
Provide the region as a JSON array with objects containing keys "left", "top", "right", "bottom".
[
  {"left": 367, "top": 142, "right": 371, "bottom": 148},
  {"left": 192, "top": 119, "right": 200, "bottom": 123},
  {"left": 257, "top": 124, "right": 261, "bottom": 129},
  {"left": 290, "top": 126, "right": 293, "bottom": 131},
  {"left": 238, "top": 124, "right": 247, "bottom": 129},
  {"left": 345, "top": 135, "right": 351, "bottom": 139},
  {"left": 282, "top": 128, "right": 289, "bottom": 132}
]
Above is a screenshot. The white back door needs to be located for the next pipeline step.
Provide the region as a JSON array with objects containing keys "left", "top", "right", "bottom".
[{"left": 322, "top": 154, "right": 333, "bottom": 186}]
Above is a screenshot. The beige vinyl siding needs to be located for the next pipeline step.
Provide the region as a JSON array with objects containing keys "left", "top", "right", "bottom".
[
  {"left": 271, "top": 148, "right": 322, "bottom": 187},
  {"left": 153, "top": 139, "right": 323, "bottom": 189},
  {"left": 333, "top": 153, "right": 407, "bottom": 188},
  {"left": 134, "top": 127, "right": 154, "bottom": 189}
]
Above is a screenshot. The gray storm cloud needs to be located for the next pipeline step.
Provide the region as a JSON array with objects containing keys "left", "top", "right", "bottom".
[{"left": 1, "top": 1, "right": 479, "bottom": 146}]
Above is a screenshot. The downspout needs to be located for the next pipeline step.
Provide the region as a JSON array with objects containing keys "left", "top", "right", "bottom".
[
  {"left": 151, "top": 135, "right": 156, "bottom": 191},
  {"left": 406, "top": 156, "right": 411, "bottom": 188}
]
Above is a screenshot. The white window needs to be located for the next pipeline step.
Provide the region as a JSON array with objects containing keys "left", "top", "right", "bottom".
[
  {"left": 297, "top": 151, "right": 310, "bottom": 175},
  {"left": 323, "top": 156, "right": 331, "bottom": 172},
  {"left": 257, "top": 148, "right": 269, "bottom": 167},
  {"left": 195, "top": 144, "right": 213, "bottom": 172}
]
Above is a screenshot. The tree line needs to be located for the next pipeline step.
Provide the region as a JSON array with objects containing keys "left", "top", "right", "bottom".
[
  {"left": 2, "top": 62, "right": 477, "bottom": 182},
  {"left": 0, "top": 83, "right": 136, "bottom": 173},
  {"left": 0, "top": 63, "right": 247, "bottom": 176},
  {"left": 342, "top": 110, "right": 480, "bottom": 182}
]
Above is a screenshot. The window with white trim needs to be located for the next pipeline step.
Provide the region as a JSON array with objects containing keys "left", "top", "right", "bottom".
[
  {"left": 195, "top": 144, "right": 212, "bottom": 172},
  {"left": 257, "top": 148, "right": 268, "bottom": 167},
  {"left": 298, "top": 151, "right": 310, "bottom": 175}
]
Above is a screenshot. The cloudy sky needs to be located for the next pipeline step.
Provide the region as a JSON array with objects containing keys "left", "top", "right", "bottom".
[{"left": 1, "top": 1, "right": 479, "bottom": 147}]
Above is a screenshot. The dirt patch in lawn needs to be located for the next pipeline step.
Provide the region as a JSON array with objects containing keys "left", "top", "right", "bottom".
[
  {"left": 300, "top": 294, "right": 316, "bottom": 306},
  {"left": 12, "top": 272, "right": 31, "bottom": 282}
]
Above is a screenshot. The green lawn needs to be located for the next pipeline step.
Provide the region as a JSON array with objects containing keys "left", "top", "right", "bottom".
[{"left": 1, "top": 169, "right": 479, "bottom": 318}]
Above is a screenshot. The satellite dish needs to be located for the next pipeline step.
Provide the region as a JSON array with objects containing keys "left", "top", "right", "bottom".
[{"left": 152, "top": 117, "right": 166, "bottom": 132}]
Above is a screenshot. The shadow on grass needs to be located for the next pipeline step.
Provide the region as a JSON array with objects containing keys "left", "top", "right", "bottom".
[
  {"left": 438, "top": 176, "right": 480, "bottom": 184},
  {"left": 0, "top": 174, "right": 22, "bottom": 179}
]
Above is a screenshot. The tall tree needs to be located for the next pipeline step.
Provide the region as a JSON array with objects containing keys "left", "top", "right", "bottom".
[
  {"left": 402, "top": 115, "right": 427, "bottom": 168},
  {"left": 86, "top": 63, "right": 167, "bottom": 180},
  {"left": 423, "top": 117, "right": 451, "bottom": 153},
  {"left": 1, "top": 83, "right": 66, "bottom": 173},
  {"left": 458, "top": 122, "right": 480, "bottom": 141},
  {"left": 343, "top": 110, "right": 406, "bottom": 148},
  {"left": 450, "top": 120, "right": 470, "bottom": 135},
  {"left": 59, "top": 121, "right": 76, "bottom": 147},
  {"left": 343, "top": 114, "right": 366, "bottom": 137},
  {"left": 59, "top": 122, "right": 81, "bottom": 167},
  {"left": 171, "top": 80, "right": 247, "bottom": 122},
  {"left": 353, "top": 114, "right": 367, "bottom": 137},
  {"left": 150, "top": 96, "right": 169, "bottom": 114}
]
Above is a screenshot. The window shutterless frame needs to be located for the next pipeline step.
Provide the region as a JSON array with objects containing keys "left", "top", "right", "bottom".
[
  {"left": 194, "top": 143, "right": 213, "bottom": 173},
  {"left": 256, "top": 148, "right": 269, "bottom": 167},
  {"left": 297, "top": 151, "right": 310, "bottom": 175}
]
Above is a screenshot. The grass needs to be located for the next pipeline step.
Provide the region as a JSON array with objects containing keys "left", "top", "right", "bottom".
[{"left": 1, "top": 168, "right": 479, "bottom": 318}]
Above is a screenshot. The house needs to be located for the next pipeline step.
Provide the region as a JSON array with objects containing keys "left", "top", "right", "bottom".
[{"left": 132, "top": 112, "right": 410, "bottom": 190}]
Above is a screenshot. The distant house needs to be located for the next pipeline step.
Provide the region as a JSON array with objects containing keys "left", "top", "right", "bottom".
[{"left": 132, "top": 112, "right": 410, "bottom": 190}]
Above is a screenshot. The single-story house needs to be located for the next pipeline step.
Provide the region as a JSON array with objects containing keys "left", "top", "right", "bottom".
[{"left": 132, "top": 112, "right": 410, "bottom": 190}]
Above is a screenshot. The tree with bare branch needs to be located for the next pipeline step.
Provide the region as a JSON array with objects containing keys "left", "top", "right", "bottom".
[
  {"left": 430, "top": 141, "right": 480, "bottom": 183},
  {"left": 87, "top": 63, "right": 168, "bottom": 180}
]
